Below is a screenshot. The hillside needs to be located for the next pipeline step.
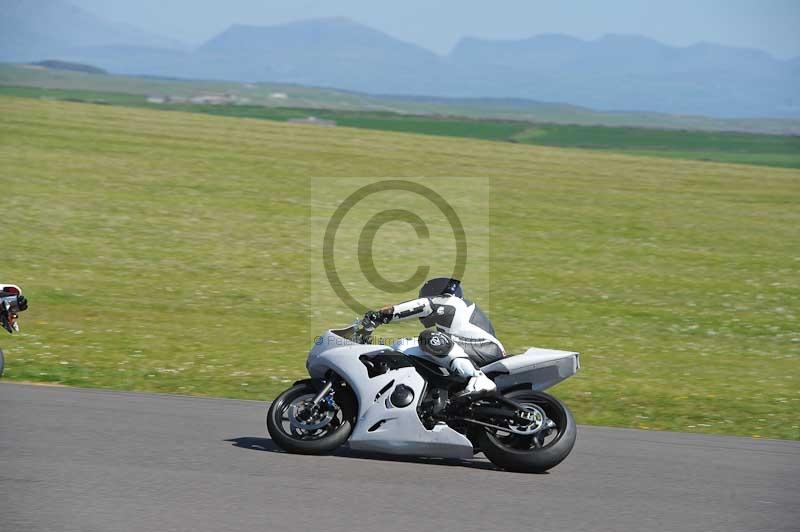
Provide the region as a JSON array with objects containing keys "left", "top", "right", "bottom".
[
  {"left": 31, "top": 60, "right": 107, "bottom": 74},
  {"left": 1, "top": 95, "right": 798, "bottom": 439},
  {"left": 3, "top": 63, "right": 800, "bottom": 135},
  {"left": 4, "top": 83, "right": 799, "bottom": 168}
]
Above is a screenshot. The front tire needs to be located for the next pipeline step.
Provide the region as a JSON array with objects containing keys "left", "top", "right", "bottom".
[
  {"left": 267, "top": 381, "right": 357, "bottom": 455},
  {"left": 478, "top": 390, "right": 577, "bottom": 473}
]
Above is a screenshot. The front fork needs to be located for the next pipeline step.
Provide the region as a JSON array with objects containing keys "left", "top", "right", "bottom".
[
  {"left": 300, "top": 372, "right": 340, "bottom": 408},
  {"left": 309, "top": 379, "right": 334, "bottom": 406}
]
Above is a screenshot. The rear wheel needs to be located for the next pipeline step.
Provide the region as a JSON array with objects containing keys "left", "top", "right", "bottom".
[
  {"left": 267, "top": 381, "right": 357, "bottom": 455},
  {"left": 478, "top": 390, "right": 576, "bottom": 473}
]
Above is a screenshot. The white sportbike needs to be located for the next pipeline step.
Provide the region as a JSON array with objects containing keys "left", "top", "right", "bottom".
[{"left": 267, "top": 323, "right": 579, "bottom": 473}]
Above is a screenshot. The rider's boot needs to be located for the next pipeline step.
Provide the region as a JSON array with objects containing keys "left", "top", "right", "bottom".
[{"left": 454, "top": 370, "right": 497, "bottom": 399}]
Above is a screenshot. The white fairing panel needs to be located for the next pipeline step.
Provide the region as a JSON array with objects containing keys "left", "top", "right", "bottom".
[
  {"left": 307, "top": 330, "right": 474, "bottom": 459},
  {"left": 0, "top": 284, "right": 22, "bottom": 294},
  {"left": 481, "top": 348, "right": 580, "bottom": 391},
  {"left": 347, "top": 368, "right": 473, "bottom": 459}
]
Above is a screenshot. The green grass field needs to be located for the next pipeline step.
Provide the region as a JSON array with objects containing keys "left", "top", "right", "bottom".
[
  {"left": 1, "top": 95, "right": 798, "bottom": 439},
  {"left": 3, "top": 85, "right": 799, "bottom": 169}
]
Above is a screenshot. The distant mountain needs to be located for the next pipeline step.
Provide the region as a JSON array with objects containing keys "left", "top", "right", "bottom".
[
  {"left": 0, "top": 0, "right": 183, "bottom": 62},
  {"left": 196, "top": 18, "right": 445, "bottom": 92},
  {"left": 447, "top": 34, "right": 800, "bottom": 117},
  {"left": 790, "top": 57, "right": 800, "bottom": 75},
  {"left": 35, "top": 17, "right": 446, "bottom": 91},
  {"left": 1, "top": 3, "right": 797, "bottom": 118},
  {"left": 191, "top": 22, "right": 800, "bottom": 117}
]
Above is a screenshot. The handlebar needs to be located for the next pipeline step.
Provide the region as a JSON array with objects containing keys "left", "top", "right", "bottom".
[
  {"left": 352, "top": 324, "right": 373, "bottom": 344},
  {"left": 341, "top": 317, "right": 374, "bottom": 345}
]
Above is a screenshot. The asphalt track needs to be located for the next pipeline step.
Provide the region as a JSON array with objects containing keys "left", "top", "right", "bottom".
[{"left": 1, "top": 382, "right": 798, "bottom": 532}]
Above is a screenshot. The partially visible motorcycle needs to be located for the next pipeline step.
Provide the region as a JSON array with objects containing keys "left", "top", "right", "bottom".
[
  {"left": 0, "top": 284, "right": 28, "bottom": 378},
  {"left": 267, "top": 320, "right": 580, "bottom": 473}
]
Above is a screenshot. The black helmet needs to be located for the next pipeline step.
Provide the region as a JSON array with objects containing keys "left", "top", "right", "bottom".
[{"left": 419, "top": 278, "right": 463, "bottom": 299}]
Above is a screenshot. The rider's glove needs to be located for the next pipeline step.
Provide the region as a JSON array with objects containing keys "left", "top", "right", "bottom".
[
  {"left": 362, "top": 308, "right": 393, "bottom": 331},
  {"left": 361, "top": 310, "right": 381, "bottom": 331}
]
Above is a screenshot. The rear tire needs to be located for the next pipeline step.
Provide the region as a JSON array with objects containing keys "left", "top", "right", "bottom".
[
  {"left": 478, "top": 390, "right": 576, "bottom": 473},
  {"left": 267, "top": 382, "right": 357, "bottom": 455}
]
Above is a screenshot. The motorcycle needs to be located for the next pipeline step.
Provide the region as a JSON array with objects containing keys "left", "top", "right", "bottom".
[
  {"left": 267, "top": 321, "right": 579, "bottom": 473},
  {"left": 0, "top": 284, "right": 28, "bottom": 378}
]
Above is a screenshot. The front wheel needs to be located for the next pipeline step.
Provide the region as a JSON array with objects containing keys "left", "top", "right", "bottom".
[
  {"left": 477, "top": 389, "right": 577, "bottom": 473},
  {"left": 267, "top": 381, "right": 357, "bottom": 455}
]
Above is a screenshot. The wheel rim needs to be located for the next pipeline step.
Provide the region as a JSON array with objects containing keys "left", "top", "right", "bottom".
[
  {"left": 485, "top": 393, "right": 568, "bottom": 451},
  {"left": 275, "top": 392, "right": 345, "bottom": 441}
]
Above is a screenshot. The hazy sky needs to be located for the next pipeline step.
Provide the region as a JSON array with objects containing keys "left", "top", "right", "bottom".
[{"left": 72, "top": 0, "right": 800, "bottom": 59}]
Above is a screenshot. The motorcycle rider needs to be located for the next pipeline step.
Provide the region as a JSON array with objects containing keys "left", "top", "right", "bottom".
[
  {"left": 0, "top": 284, "right": 28, "bottom": 334},
  {"left": 362, "top": 278, "right": 504, "bottom": 397}
]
